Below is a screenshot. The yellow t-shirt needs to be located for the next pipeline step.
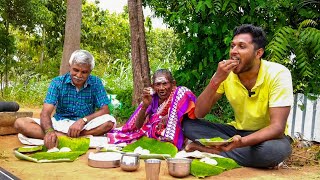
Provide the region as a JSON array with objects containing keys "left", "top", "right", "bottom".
[{"left": 217, "top": 60, "right": 293, "bottom": 131}]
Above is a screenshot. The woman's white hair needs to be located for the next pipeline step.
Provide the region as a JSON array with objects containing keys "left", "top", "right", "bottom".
[{"left": 69, "top": 50, "right": 95, "bottom": 70}]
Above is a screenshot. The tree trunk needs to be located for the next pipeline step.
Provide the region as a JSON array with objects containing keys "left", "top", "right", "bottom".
[
  {"left": 40, "top": 27, "right": 45, "bottom": 67},
  {"left": 128, "top": 0, "right": 150, "bottom": 106},
  {"left": 137, "top": 0, "right": 151, "bottom": 87},
  {"left": 4, "top": 20, "right": 9, "bottom": 88},
  {"left": 128, "top": 0, "right": 143, "bottom": 105},
  {"left": 60, "top": 0, "right": 82, "bottom": 75}
]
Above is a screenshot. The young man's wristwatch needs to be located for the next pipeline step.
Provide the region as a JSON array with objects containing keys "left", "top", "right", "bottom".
[{"left": 82, "top": 117, "right": 88, "bottom": 124}]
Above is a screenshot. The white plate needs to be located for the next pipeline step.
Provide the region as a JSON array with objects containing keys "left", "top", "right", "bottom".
[{"left": 88, "top": 152, "right": 122, "bottom": 168}]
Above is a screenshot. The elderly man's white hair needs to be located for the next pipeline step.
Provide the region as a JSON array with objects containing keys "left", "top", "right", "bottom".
[{"left": 68, "top": 50, "right": 95, "bottom": 70}]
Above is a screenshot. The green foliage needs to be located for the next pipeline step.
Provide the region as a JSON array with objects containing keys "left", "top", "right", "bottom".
[
  {"left": 146, "top": 28, "right": 180, "bottom": 73},
  {"left": 0, "top": 0, "right": 64, "bottom": 89},
  {"left": 145, "top": 0, "right": 320, "bottom": 122},
  {"left": 3, "top": 75, "right": 49, "bottom": 106},
  {"left": 266, "top": 19, "right": 320, "bottom": 95},
  {"left": 2, "top": 1, "right": 180, "bottom": 125},
  {"left": 111, "top": 88, "right": 136, "bottom": 123},
  {"left": 1, "top": 0, "right": 52, "bottom": 31},
  {"left": 81, "top": 2, "right": 131, "bottom": 64}
]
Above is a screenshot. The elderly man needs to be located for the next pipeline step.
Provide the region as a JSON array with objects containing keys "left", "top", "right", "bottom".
[{"left": 15, "top": 50, "right": 116, "bottom": 149}]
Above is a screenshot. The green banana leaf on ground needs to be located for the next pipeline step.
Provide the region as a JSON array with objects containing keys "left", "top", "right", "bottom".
[
  {"left": 14, "top": 136, "right": 90, "bottom": 163},
  {"left": 191, "top": 157, "right": 241, "bottom": 178},
  {"left": 121, "top": 136, "right": 240, "bottom": 177},
  {"left": 122, "top": 136, "right": 178, "bottom": 158}
]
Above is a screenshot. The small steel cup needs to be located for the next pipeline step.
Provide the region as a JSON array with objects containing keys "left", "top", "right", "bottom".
[
  {"left": 120, "top": 153, "right": 140, "bottom": 172},
  {"left": 167, "top": 158, "right": 192, "bottom": 178},
  {"left": 144, "top": 159, "right": 161, "bottom": 180}
]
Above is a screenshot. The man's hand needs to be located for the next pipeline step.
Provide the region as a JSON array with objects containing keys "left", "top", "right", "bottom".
[
  {"left": 212, "top": 59, "right": 239, "bottom": 84},
  {"left": 44, "top": 131, "right": 58, "bottom": 149},
  {"left": 142, "top": 87, "right": 153, "bottom": 108},
  {"left": 67, "top": 119, "right": 86, "bottom": 137},
  {"left": 215, "top": 135, "right": 243, "bottom": 152}
]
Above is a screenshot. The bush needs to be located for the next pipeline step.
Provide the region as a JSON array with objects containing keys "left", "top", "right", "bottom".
[
  {"left": 110, "top": 88, "right": 136, "bottom": 124},
  {"left": 2, "top": 77, "right": 49, "bottom": 107}
]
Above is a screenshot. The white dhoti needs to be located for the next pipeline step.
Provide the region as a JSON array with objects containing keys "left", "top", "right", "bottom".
[
  {"left": 18, "top": 114, "right": 116, "bottom": 148},
  {"left": 31, "top": 114, "right": 116, "bottom": 134}
]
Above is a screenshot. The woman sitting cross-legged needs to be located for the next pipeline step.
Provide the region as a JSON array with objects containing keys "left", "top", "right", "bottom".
[{"left": 107, "top": 69, "right": 196, "bottom": 150}]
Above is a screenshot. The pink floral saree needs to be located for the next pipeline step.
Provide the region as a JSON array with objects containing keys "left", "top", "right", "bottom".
[{"left": 107, "top": 86, "right": 196, "bottom": 150}]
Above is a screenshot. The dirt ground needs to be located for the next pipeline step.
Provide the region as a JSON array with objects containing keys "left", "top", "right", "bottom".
[{"left": 0, "top": 108, "right": 319, "bottom": 180}]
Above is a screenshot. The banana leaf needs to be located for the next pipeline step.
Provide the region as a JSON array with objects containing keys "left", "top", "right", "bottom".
[
  {"left": 57, "top": 136, "right": 90, "bottom": 152},
  {"left": 14, "top": 136, "right": 90, "bottom": 163},
  {"left": 122, "top": 136, "right": 178, "bottom": 158},
  {"left": 30, "top": 151, "right": 86, "bottom": 161},
  {"left": 191, "top": 157, "right": 241, "bottom": 178},
  {"left": 139, "top": 153, "right": 171, "bottom": 159},
  {"left": 17, "top": 145, "right": 43, "bottom": 153}
]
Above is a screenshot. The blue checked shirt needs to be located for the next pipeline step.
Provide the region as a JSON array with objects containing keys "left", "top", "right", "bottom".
[{"left": 44, "top": 73, "right": 110, "bottom": 121}]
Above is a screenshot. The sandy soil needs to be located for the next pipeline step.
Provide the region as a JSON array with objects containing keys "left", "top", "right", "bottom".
[{"left": 0, "top": 108, "right": 319, "bottom": 180}]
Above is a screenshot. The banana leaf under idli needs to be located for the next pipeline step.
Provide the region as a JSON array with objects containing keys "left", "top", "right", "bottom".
[
  {"left": 30, "top": 151, "right": 86, "bottom": 161},
  {"left": 191, "top": 157, "right": 241, "bottom": 178},
  {"left": 17, "top": 145, "right": 43, "bottom": 153},
  {"left": 122, "top": 136, "right": 178, "bottom": 157},
  {"left": 14, "top": 136, "right": 90, "bottom": 163},
  {"left": 57, "top": 136, "right": 90, "bottom": 152}
]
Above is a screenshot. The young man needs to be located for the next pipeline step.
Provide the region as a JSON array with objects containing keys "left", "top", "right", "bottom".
[
  {"left": 14, "top": 50, "right": 116, "bottom": 149},
  {"left": 183, "top": 24, "right": 294, "bottom": 168}
]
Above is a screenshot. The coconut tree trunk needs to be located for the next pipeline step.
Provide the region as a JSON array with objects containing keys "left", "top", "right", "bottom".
[
  {"left": 60, "top": 0, "right": 82, "bottom": 75},
  {"left": 128, "top": 0, "right": 150, "bottom": 106}
]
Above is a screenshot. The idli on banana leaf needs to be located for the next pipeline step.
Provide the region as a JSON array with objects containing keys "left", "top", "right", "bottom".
[
  {"left": 122, "top": 136, "right": 178, "bottom": 158},
  {"left": 14, "top": 136, "right": 90, "bottom": 163},
  {"left": 191, "top": 157, "right": 241, "bottom": 178}
]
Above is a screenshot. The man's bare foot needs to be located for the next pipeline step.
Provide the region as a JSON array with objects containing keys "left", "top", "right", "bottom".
[
  {"left": 185, "top": 142, "right": 220, "bottom": 154},
  {"left": 185, "top": 142, "right": 198, "bottom": 152}
]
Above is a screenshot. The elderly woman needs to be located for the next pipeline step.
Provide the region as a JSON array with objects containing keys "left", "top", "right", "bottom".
[{"left": 107, "top": 69, "right": 196, "bottom": 150}]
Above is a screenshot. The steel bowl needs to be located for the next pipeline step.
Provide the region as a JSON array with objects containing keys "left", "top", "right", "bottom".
[
  {"left": 167, "top": 158, "right": 192, "bottom": 178},
  {"left": 120, "top": 153, "right": 140, "bottom": 171}
]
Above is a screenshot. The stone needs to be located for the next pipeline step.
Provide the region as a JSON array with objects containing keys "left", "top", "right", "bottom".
[{"left": 0, "top": 112, "right": 33, "bottom": 135}]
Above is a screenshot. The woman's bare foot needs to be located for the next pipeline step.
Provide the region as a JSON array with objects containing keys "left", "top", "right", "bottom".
[{"left": 185, "top": 142, "right": 220, "bottom": 154}]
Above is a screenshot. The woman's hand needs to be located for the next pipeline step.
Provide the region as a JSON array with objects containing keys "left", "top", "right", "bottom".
[
  {"left": 142, "top": 87, "right": 153, "bottom": 108},
  {"left": 156, "top": 115, "right": 168, "bottom": 132}
]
